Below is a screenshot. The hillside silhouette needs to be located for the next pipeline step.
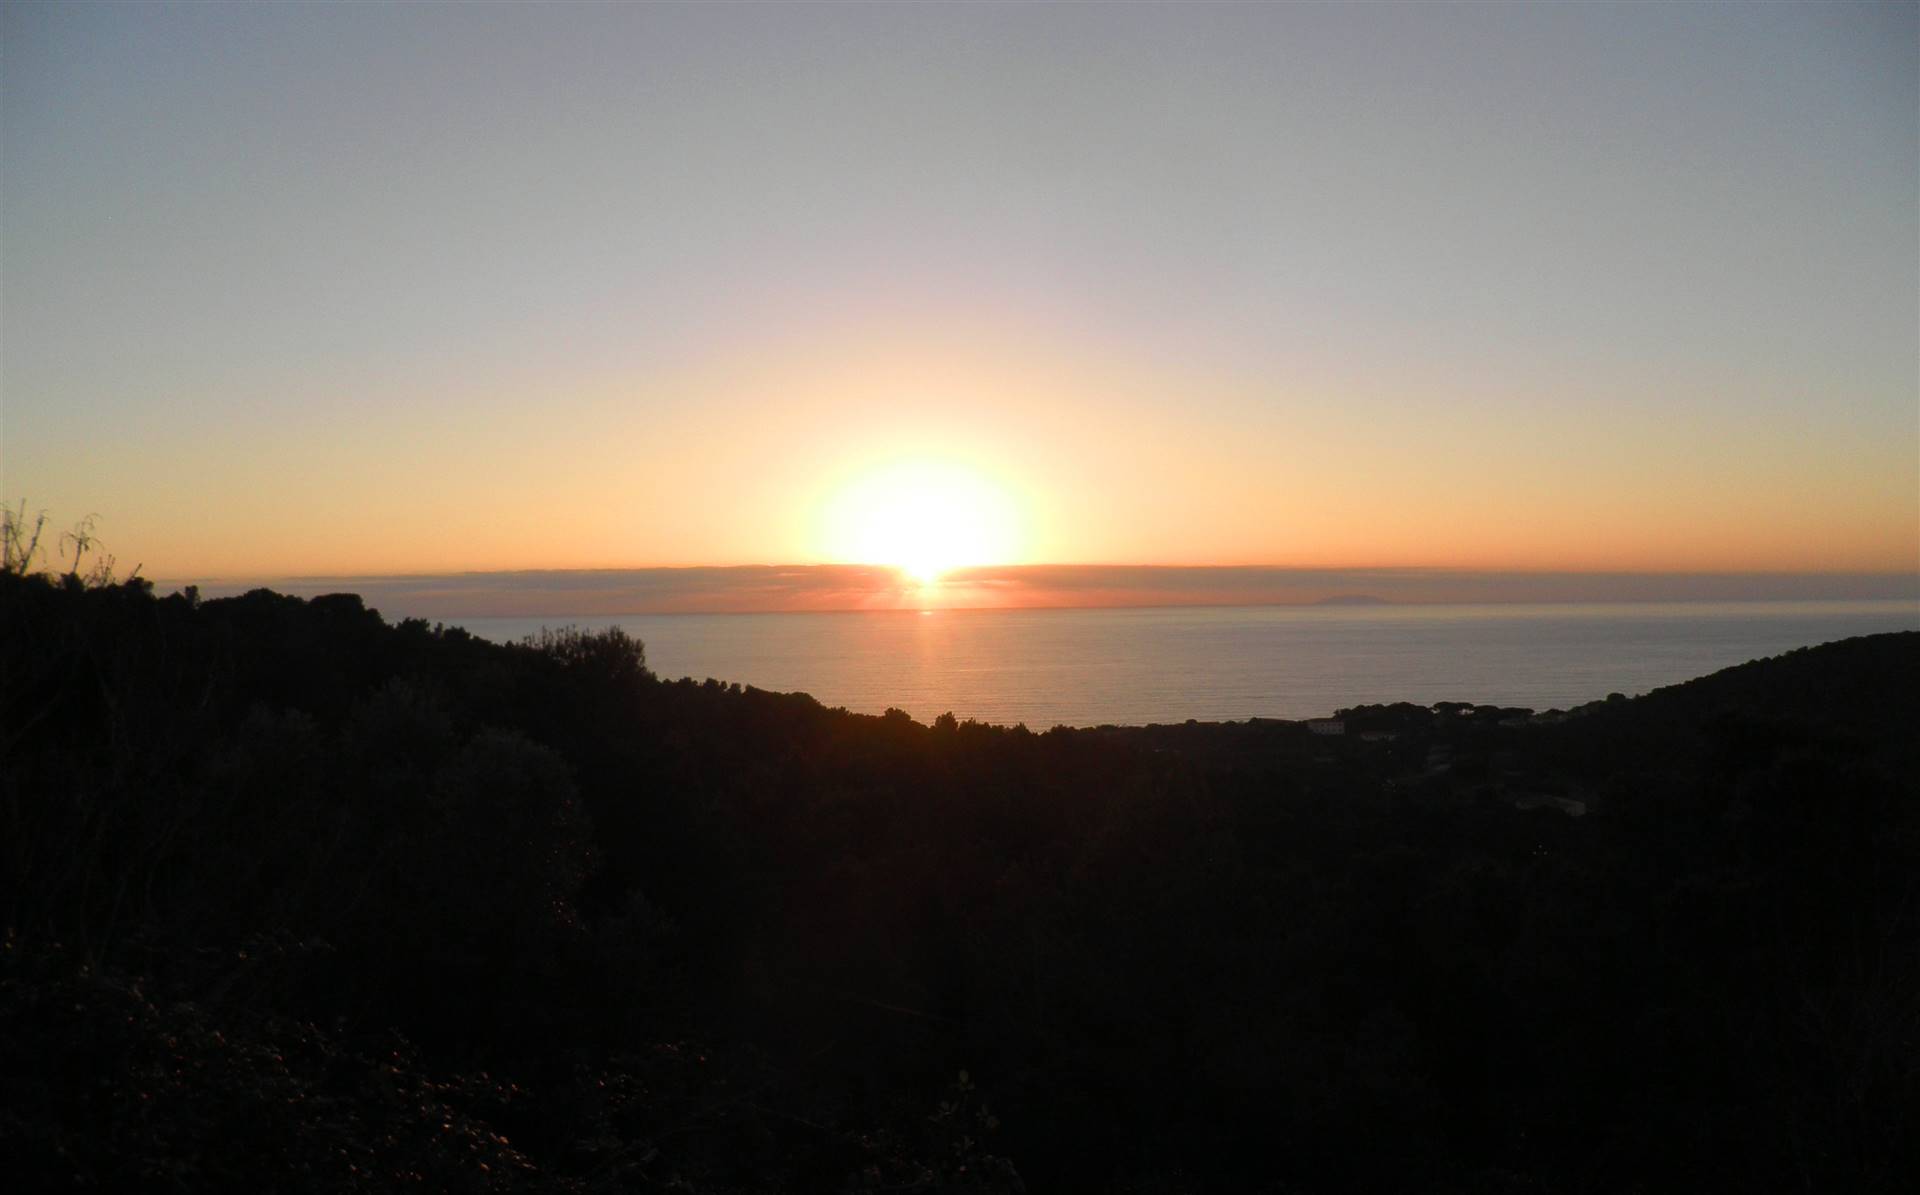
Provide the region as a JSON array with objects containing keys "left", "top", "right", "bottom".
[{"left": 3, "top": 568, "right": 1914, "bottom": 1192}]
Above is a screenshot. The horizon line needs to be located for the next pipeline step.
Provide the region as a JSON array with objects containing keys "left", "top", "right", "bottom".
[
  {"left": 167, "top": 561, "right": 1920, "bottom": 586},
  {"left": 159, "top": 562, "right": 1920, "bottom": 622}
]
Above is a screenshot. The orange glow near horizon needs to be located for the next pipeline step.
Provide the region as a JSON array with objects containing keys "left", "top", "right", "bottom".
[
  {"left": 817, "top": 460, "right": 1027, "bottom": 584},
  {"left": 18, "top": 322, "right": 1917, "bottom": 582},
  {"left": 7, "top": 8, "right": 1918, "bottom": 589}
]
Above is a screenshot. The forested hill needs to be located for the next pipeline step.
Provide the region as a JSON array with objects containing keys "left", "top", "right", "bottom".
[
  {"left": 3, "top": 573, "right": 1915, "bottom": 1193},
  {"left": 1565, "top": 629, "right": 1919, "bottom": 751}
]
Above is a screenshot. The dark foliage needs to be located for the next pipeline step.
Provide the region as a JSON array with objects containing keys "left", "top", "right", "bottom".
[{"left": 3, "top": 569, "right": 1914, "bottom": 1191}]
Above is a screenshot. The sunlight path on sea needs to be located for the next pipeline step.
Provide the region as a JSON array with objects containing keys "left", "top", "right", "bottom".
[{"left": 460, "top": 600, "right": 1919, "bottom": 728}]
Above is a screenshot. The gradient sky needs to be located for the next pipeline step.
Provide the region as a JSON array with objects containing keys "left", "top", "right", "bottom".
[{"left": 3, "top": 1, "right": 1916, "bottom": 582}]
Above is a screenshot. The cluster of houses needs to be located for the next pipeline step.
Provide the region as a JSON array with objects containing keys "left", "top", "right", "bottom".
[
  {"left": 1299, "top": 701, "right": 1590, "bottom": 817},
  {"left": 1303, "top": 702, "right": 1577, "bottom": 740}
]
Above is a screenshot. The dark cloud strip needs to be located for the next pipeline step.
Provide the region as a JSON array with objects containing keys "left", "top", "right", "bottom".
[{"left": 179, "top": 565, "right": 1920, "bottom": 622}]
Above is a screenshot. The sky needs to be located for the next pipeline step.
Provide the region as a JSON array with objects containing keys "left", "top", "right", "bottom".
[{"left": 3, "top": 2, "right": 1916, "bottom": 593}]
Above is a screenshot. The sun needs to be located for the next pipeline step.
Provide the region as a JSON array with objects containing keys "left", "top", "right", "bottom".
[{"left": 820, "top": 460, "right": 1024, "bottom": 584}]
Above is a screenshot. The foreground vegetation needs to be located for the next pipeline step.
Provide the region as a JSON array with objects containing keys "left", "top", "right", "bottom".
[{"left": 3, "top": 568, "right": 1915, "bottom": 1192}]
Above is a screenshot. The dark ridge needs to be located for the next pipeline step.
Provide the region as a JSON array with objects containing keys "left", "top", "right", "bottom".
[
  {"left": 1575, "top": 630, "right": 1919, "bottom": 733},
  {"left": 3, "top": 570, "right": 1913, "bottom": 1193}
]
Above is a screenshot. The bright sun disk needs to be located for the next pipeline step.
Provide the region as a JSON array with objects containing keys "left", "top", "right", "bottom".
[{"left": 820, "top": 461, "right": 1023, "bottom": 584}]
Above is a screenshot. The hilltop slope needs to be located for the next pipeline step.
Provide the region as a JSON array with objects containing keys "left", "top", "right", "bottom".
[{"left": 3, "top": 573, "right": 1914, "bottom": 1193}]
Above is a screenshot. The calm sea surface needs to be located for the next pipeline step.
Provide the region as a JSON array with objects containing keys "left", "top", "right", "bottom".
[{"left": 457, "top": 600, "right": 1919, "bottom": 728}]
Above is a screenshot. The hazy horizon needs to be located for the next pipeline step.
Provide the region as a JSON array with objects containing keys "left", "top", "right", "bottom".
[{"left": 173, "top": 563, "right": 1920, "bottom": 621}]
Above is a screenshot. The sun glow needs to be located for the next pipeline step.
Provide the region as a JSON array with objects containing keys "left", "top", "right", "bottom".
[{"left": 820, "top": 461, "right": 1024, "bottom": 584}]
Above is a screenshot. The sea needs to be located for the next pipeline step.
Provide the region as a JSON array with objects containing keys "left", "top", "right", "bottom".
[{"left": 456, "top": 600, "right": 1919, "bottom": 728}]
